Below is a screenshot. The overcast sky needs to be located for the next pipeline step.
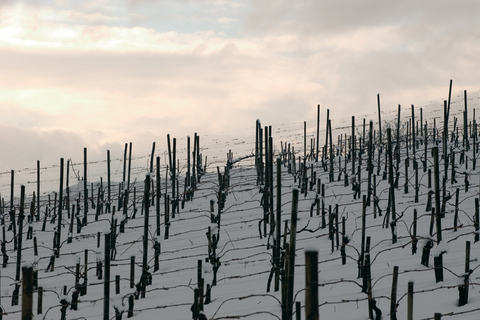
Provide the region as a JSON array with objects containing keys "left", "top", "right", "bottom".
[{"left": 1, "top": 0, "right": 479, "bottom": 172}]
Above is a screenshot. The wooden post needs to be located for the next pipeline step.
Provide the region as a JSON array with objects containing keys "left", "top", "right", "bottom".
[
  {"left": 127, "top": 142, "right": 133, "bottom": 190},
  {"left": 352, "top": 116, "right": 356, "bottom": 175},
  {"left": 316, "top": 104, "right": 320, "bottom": 162},
  {"left": 84, "top": 148, "right": 88, "bottom": 226},
  {"left": 149, "top": 142, "right": 156, "bottom": 173},
  {"left": 285, "top": 189, "right": 299, "bottom": 320},
  {"left": 143, "top": 174, "right": 150, "bottom": 272},
  {"left": 390, "top": 266, "right": 399, "bottom": 320},
  {"left": 15, "top": 185, "right": 25, "bottom": 282},
  {"left": 156, "top": 156, "right": 161, "bottom": 237},
  {"left": 433, "top": 147, "right": 442, "bottom": 243},
  {"left": 361, "top": 195, "right": 366, "bottom": 278},
  {"left": 58, "top": 158, "right": 63, "bottom": 251},
  {"left": 130, "top": 256, "right": 135, "bottom": 289},
  {"left": 475, "top": 198, "right": 480, "bottom": 243},
  {"left": 116, "top": 275, "right": 120, "bottom": 295},
  {"left": 407, "top": 281, "right": 414, "bottom": 320},
  {"left": 22, "top": 266, "right": 33, "bottom": 320},
  {"left": 387, "top": 128, "right": 396, "bottom": 242},
  {"left": 411, "top": 105, "right": 416, "bottom": 158},
  {"left": 305, "top": 250, "right": 318, "bottom": 320},
  {"left": 37, "top": 160, "right": 40, "bottom": 221},
  {"left": 107, "top": 150, "right": 111, "bottom": 212},
  {"left": 84, "top": 249, "right": 88, "bottom": 294},
  {"left": 275, "top": 158, "right": 282, "bottom": 292},
  {"left": 37, "top": 286, "right": 43, "bottom": 315},
  {"left": 367, "top": 121, "right": 373, "bottom": 205},
  {"left": 396, "top": 104, "right": 401, "bottom": 173},
  {"left": 377, "top": 93, "right": 382, "bottom": 147},
  {"left": 104, "top": 232, "right": 111, "bottom": 320}
]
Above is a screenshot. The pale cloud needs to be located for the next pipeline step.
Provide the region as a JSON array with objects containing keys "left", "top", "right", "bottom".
[{"left": 0, "top": 0, "right": 479, "bottom": 174}]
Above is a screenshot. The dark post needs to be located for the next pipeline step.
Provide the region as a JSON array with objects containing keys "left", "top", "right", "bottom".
[
  {"left": 433, "top": 147, "right": 442, "bottom": 243},
  {"left": 127, "top": 142, "right": 133, "bottom": 190},
  {"left": 57, "top": 158, "right": 64, "bottom": 252},
  {"left": 407, "top": 281, "right": 414, "bottom": 320},
  {"left": 107, "top": 150, "right": 111, "bottom": 211},
  {"left": 130, "top": 256, "right": 135, "bottom": 289},
  {"left": 22, "top": 266, "right": 33, "bottom": 320},
  {"left": 285, "top": 189, "right": 299, "bottom": 320},
  {"left": 156, "top": 156, "right": 161, "bottom": 237},
  {"left": 104, "top": 233, "right": 111, "bottom": 320},
  {"left": 316, "top": 104, "right": 320, "bottom": 162},
  {"left": 475, "top": 198, "right": 480, "bottom": 243},
  {"left": 84, "top": 148, "right": 88, "bottom": 226},
  {"left": 143, "top": 174, "right": 150, "bottom": 272},
  {"left": 305, "top": 250, "right": 318, "bottom": 320},
  {"left": 37, "top": 160, "right": 40, "bottom": 221},
  {"left": 15, "top": 185, "right": 25, "bottom": 282},
  {"left": 116, "top": 275, "right": 120, "bottom": 295},
  {"left": 377, "top": 93, "right": 382, "bottom": 147},
  {"left": 37, "top": 287, "right": 43, "bottom": 315},
  {"left": 149, "top": 142, "right": 156, "bottom": 173},
  {"left": 390, "top": 266, "right": 399, "bottom": 320},
  {"left": 275, "top": 158, "right": 282, "bottom": 291}
]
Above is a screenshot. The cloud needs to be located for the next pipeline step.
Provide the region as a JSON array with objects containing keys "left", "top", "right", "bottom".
[{"left": 1, "top": 0, "right": 479, "bottom": 175}]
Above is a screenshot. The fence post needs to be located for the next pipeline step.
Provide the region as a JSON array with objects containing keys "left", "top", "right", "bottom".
[
  {"left": 390, "top": 266, "right": 399, "bottom": 320},
  {"left": 104, "top": 232, "right": 111, "bottom": 320},
  {"left": 22, "top": 266, "right": 33, "bottom": 320},
  {"left": 407, "top": 281, "right": 414, "bottom": 320},
  {"left": 37, "top": 286, "right": 43, "bottom": 315},
  {"left": 305, "top": 250, "right": 318, "bottom": 320}
]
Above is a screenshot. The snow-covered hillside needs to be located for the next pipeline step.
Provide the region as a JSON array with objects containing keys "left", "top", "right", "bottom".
[{"left": 2, "top": 97, "right": 480, "bottom": 320}]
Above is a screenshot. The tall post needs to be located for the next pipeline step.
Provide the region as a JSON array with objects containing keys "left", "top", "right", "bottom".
[
  {"left": 172, "top": 138, "right": 176, "bottom": 213},
  {"left": 107, "top": 150, "right": 111, "bottom": 208},
  {"left": 127, "top": 142, "right": 133, "bottom": 190},
  {"left": 433, "top": 147, "right": 442, "bottom": 243},
  {"left": 37, "top": 160, "right": 40, "bottom": 221},
  {"left": 104, "top": 233, "right": 111, "bottom": 320},
  {"left": 316, "top": 104, "right": 320, "bottom": 162},
  {"left": 407, "top": 281, "right": 414, "bottom": 320},
  {"left": 305, "top": 250, "right": 318, "bottom": 320},
  {"left": 149, "top": 142, "right": 156, "bottom": 173},
  {"left": 22, "top": 266, "right": 33, "bottom": 320},
  {"left": 411, "top": 105, "right": 416, "bottom": 158},
  {"left": 84, "top": 148, "right": 88, "bottom": 226},
  {"left": 377, "top": 93, "right": 382, "bottom": 147},
  {"left": 285, "top": 189, "right": 299, "bottom": 320},
  {"left": 57, "top": 158, "right": 64, "bottom": 252},
  {"left": 156, "top": 157, "right": 161, "bottom": 237},
  {"left": 387, "top": 128, "right": 396, "bottom": 225},
  {"left": 143, "top": 174, "right": 150, "bottom": 271},
  {"left": 15, "top": 185, "right": 25, "bottom": 282},
  {"left": 352, "top": 116, "right": 356, "bottom": 175},
  {"left": 275, "top": 158, "right": 282, "bottom": 291},
  {"left": 390, "top": 266, "right": 399, "bottom": 320}
]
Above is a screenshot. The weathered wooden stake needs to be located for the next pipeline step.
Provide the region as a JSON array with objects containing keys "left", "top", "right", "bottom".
[
  {"left": 407, "top": 281, "right": 414, "bottom": 320},
  {"left": 22, "top": 266, "right": 33, "bottom": 320},
  {"left": 305, "top": 250, "right": 318, "bottom": 320},
  {"left": 104, "top": 232, "right": 111, "bottom": 320},
  {"left": 37, "top": 286, "right": 43, "bottom": 315},
  {"left": 15, "top": 185, "right": 25, "bottom": 282},
  {"left": 130, "top": 256, "right": 135, "bottom": 289},
  {"left": 284, "top": 189, "right": 299, "bottom": 320},
  {"left": 275, "top": 158, "right": 282, "bottom": 291},
  {"left": 390, "top": 266, "right": 399, "bottom": 320}
]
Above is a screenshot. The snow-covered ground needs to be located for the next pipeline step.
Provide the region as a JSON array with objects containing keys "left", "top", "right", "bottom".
[{"left": 2, "top": 99, "right": 480, "bottom": 319}]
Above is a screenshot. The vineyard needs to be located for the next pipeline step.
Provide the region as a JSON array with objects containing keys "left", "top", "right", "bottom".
[{"left": 2, "top": 85, "right": 480, "bottom": 319}]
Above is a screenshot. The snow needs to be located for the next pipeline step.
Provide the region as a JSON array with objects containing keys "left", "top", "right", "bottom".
[{"left": 1, "top": 101, "right": 480, "bottom": 319}]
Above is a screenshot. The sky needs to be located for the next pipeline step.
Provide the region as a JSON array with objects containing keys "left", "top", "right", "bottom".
[{"left": 1, "top": 0, "right": 480, "bottom": 172}]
